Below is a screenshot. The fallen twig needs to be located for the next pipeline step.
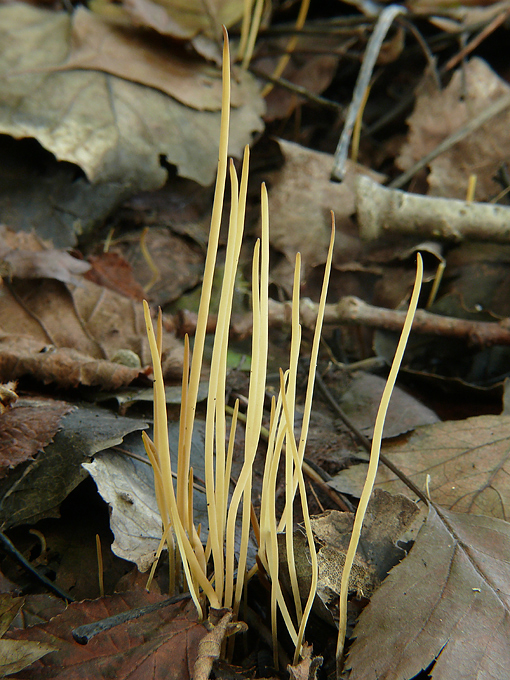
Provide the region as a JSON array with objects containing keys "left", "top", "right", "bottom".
[
  {"left": 331, "top": 4, "right": 407, "bottom": 181},
  {"left": 178, "top": 297, "right": 510, "bottom": 348},
  {"left": 356, "top": 175, "right": 510, "bottom": 242}
]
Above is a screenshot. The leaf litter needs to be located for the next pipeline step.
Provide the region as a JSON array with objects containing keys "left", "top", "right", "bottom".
[{"left": 1, "top": 0, "right": 510, "bottom": 677}]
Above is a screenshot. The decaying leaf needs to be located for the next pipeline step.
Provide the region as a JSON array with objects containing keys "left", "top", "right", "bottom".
[
  {"left": 91, "top": 0, "right": 244, "bottom": 40},
  {"left": 62, "top": 8, "right": 251, "bottom": 111},
  {"left": 0, "top": 397, "right": 74, "bottom": 478},
  {"left": 287, "top": 643, "right": 323, "bottom": 680},
  {"left": 0, "top": 226, "right": 91, "bottom": 284},
  {"left": 330, "top": 414, "right": 510, "bottom": 520},
  {"left": 0, "top": 276, "right": 183, "bottom": 388},
  {"left": 0, "top": 404, "right": 147, "bottom": 529},
  {"left": 5, "top": 591, "right": 207, "bottom": 679},
  {"left": 266, "top": 140, "right": 384, "bottom": 289},
  {"left": 337, "top": 371, "right": 439, "bottom": 439},
  {"left": 0, "top": 594, "right": 56, "bottom": 677},
  {"left": 347, "top": 504, "right": 510, "bottom": 679},
  {"left": 84, "top": 422, "right": 209, "bottom": 571},
  {"left": 397, "top": 58, "right": 510, "bottom": 201},
  {"left": 0, "top": 3, "right": 264, "bottom": 191},
  {"left": 278, "top": 491, "right": 422, "bottom": 624},
  {"left": 0, "top": 335, "right": 142, "bottom": 390}
]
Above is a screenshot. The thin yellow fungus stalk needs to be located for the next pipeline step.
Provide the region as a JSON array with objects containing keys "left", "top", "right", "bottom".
[
  {"left": 466, "top": 173, "right": 477, "bottom": 202},
  {"left": 178, "top": 29, "right": 231, "bottom": 527},
  {"left": 284, "top": 253, "right": 303, "bottom": 624},
  {"left": 351, "top": 85, "right": 371, "bottom": 163},
  {"left": 177, "top": 335, "right": 190, "bottom": 534},
  {"left": 241, "top": 0, "right": 265, "bottom": 69},
  {"left": 336, "top": 254, "right": 423, "bottom": 675},
  {"left": 143, "top": 302, "right": 220, "bottom": 614},
  {"left": 426, "top": 260, "right": 445, "bottom": 309},
  {"left": 140, "top": 227, "right": 161, "bottom": 292},
  {"left": 278, "top": 218, "right": 335, "bottom": 529},
  {"left": 261, "top": 0, "right": 311, "bottom": 96},
  {"left": 203, "top": 160, "right": 240, "bottom": 604},
  {"left": 96, "top": 534, "right": 104, "bottom": 598},
  {"left": 234, "top": 182, "right": 270, "bottom": 613},
  {"left": 278, "top": 369, "right": 319, "bottom": 665},
  {"left": 238, "top": 0, "right": 255, "bottom": 61}
]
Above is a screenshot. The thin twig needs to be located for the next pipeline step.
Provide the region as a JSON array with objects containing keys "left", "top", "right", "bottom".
[
  {"left": 331, "top": 4, "right": 407, "bottom": 181},
  {"left": 250, "top": 67, "right": 344, "bottom": 112},
  {"left": 0, "top": 531, "right": 74, "bottom": 602}
]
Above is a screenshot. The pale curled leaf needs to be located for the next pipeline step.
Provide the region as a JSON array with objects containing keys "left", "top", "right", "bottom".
[
  {"left": 64, "top": 8, "right": 252, "bottom": 111},
  {"left": 348, "top": 504, "right": 510, "bottom": 680}
]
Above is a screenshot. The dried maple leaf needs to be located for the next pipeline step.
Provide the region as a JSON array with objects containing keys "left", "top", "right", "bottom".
[{"left": 397, "top": 58, "right": 510, "bottom": 201}]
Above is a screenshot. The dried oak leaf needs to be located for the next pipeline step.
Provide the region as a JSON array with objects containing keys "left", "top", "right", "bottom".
[
  {"left": 0, "top": 3, "right": 264, "bottom": 190},
  {"left": 330, "top": 414, "right": 510, "bottom": 520},
  {"left": 6, "top": 592, "right": 207, "bottom": 679},
  {"left": 0, "top": 276, "right": 183, "bottom": 388},
  {"left": 397, "top": 57, "right": 510, "bottom": 201},
  {"left": 0, "top": 397, "right": 74, "bottom": 478},
  {"left": 347, "top": 504, "right": 510, "bottom": 680}
]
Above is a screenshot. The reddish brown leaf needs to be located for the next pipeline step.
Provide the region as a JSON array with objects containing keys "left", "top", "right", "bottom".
[
  {"left": 0, "top": 398, "right": 74, "bottom": 477},
  {"left": 85, "top": 253, "right": 145, "bottom": 301},
  {"left": 7, "top": 592, "right": 207, "bottom": 679}
]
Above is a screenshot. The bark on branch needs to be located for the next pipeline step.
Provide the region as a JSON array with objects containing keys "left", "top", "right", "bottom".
[{"left": 177, "top": 297, "right": 510, "bottom": 348}]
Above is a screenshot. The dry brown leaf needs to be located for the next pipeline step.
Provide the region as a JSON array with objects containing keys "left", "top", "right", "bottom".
[
  {"left": 92, "top": 0, "right": 244, "bottom": 39},
  {"left": 112, "top": 227, "right": 204, "bottom": 307},
  {"left": 347, "top": 503, "right": 510, "bottom": 679},
  {"left": 0, "top": 277, "right": 183, "bottom": 378},
  {"left": 287, "top": 643, "right": 322, "bottom": 680},
  {"left": 397, "top": 58, "right": 510, "bottom": 201},
  {"left": 0, "top": 335, "right": 142, "bottom": 389},
  {"left": 330, "top": 414, "right": 510, "bottom": 520},
  {"left": 0, "top": 226, "right": 91, "bottom": 284},
  {"left": 5, "top": 592, "right": 207, "bottom": 679},
  {"left": 0, "top": 397, "right": 74, "bottom": 478},
  {"left": 0, "top": 3, "right": 264, "bottom": 190},
  {"left": 62, "top": 9, "right": 251, "bottom": 111},
  {"left": 85, "top": 253, "right": 145, "bottom": 301},
  {"left": 338, "top": 371, "right": 439, "bottom": 439},
  {"left": 266, "top": 140, "right": 384, "bottom": 288}
]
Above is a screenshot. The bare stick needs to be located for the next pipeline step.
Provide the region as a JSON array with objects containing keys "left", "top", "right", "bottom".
[
  {"left": 177, "top": 296, "right": 510, "bottom": 348},
  {"left": 357, "top": 174, "right": 510, "bottom": 242},
  {"left": 331, "top": 4, "right": 407, "bottom": 181}
]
